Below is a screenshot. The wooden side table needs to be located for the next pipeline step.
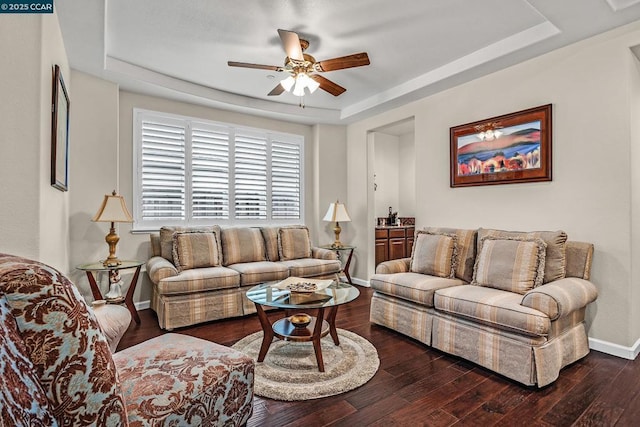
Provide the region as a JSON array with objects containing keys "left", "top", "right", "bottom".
[
  {"left": 321, "top": 245, "right": 355, "bottom": 286},
  {"left": 77, "top": 260, "right": 144, "bottom": 324}
]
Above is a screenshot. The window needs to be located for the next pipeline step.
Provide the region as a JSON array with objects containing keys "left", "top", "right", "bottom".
[{"left": 133, "top": 109, "right": 303, "bottom": 230}]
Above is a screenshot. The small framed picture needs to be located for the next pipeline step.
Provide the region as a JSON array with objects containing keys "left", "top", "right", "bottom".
[
  {"left": 51, "top": 64, "right": 70, "bottom": 191},
  {"left": 450, "top": 104, "right": 552, "bottom": 188}
]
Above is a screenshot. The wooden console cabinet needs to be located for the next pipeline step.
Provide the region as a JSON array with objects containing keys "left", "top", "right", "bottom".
[{"left": 375, "top": 226, "right": 415, "bottom": 266}]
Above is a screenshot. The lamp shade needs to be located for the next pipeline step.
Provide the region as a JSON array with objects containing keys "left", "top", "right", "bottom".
[
  {"left": 92, "top": 191, "right": 133, "bottom": 223},
  {"left": 323, "top": 201, "right": 351, "bottom": 223}
]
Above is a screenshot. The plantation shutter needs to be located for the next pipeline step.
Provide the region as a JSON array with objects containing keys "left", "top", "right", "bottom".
[
  {"left": 134, "top": 109, "right": 304, "bottom": 229},
  {"left": 191, "top": 124, "right": 230, "bottom": 219},
  {"left": 234, "top": 132, "right": 268, "bottom": 219},
  {"left": 139, "top": 118, "right": 186, "bottom": 221},
  {"left": 271, "top": 140, "right": 301, "bottom": 219}
]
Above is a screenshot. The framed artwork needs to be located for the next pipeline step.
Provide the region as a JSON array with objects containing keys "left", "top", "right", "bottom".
[
  {"left": 450, "top": 104, "right": 552, "bottom": 188},
  {"left": 51, "top": 64, "right": 70, "bottom": 191}
]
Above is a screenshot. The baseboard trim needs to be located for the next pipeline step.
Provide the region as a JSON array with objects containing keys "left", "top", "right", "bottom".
[
  {"left": 135, "top": 300, "right": 150, "bottom": 311},
  {"left": 589, "top": 336, "right": 640, "bottom": 360},
  {"left": 352, "top": 277, "right": 370, "bottom": 287}
]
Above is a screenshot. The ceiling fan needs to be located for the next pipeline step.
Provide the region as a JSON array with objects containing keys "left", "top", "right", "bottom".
[{"left": 228, "top": 29, "right": 370, "bottom": 98}]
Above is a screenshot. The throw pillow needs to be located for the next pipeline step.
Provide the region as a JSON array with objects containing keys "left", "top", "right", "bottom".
[
  {"left": 0, "top": 295, "right": 57, "bottom": 427},
  {"left": 278, "top": 226, "right": 312, "bottom": 261},
  {"left": 172, "top": 231, "right": 221, "bottom": 272},
  {"left": 477, "top": 228, "right": 567, "bottom": 283},
  {"left": 410, "top": 231, "right": 458, "bottom": 278},
  {"left": 424, "top": 227, "right": 477, "bottom": 282},
  {"left": 260, "top": 227, "right": 280, "bottom": 262},
  {"left": 160, "top": 225, "right": 220, "bottom": 263},
  {"left": 472, "top": 236, "right": 547, "bottom": 294},
  {"left": 220, "top": 227, "right": 267, "bottom": 266}
]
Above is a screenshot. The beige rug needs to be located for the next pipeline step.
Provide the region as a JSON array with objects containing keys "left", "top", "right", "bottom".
[{"left": 232, "top": 328, "right": 379, "bottom": 401}]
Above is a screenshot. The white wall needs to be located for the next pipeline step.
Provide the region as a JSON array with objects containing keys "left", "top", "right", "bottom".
[
  {"left": 0, "top": 12, "right": 70, "bottom": 271},
  {"left": 373, "top": 132, "right": 400, "bottom": 219},
  {"left": 348, "top": 21, "right": 640, "bottom": 349},
  {"left": 398, "top": 133, "right": 416, "bottom": 217}
]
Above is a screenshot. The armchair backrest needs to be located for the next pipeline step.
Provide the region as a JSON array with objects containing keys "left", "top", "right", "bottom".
[{"left": 0, "top": 254, "right": 128, "bottom": 426}]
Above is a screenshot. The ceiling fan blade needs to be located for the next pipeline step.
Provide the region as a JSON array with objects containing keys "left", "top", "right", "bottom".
[
  {"left": 267, "top": 84, "right": 286, "bottom": 96},
  {"left": 228, "top": 61, "right": 284, "bottom": 72},
  {"left": 277, "top": 29, "right": 304, "bottom": 61},
  {"left": 315, "top": 52, "right": 370, "bottom": 72},
  {"left": 310, "top": 74, "right": 346, "bottom": 96}
]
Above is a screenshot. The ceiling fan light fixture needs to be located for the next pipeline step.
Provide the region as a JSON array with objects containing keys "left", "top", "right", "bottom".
[
  {"left": 280, "top": 75, "right": 295, "bottom": 91},
  {"left": 307, "top": 76, "right": 320, "bottom": 93}
]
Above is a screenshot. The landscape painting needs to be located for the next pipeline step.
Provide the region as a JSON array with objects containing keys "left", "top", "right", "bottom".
[{"left": 450, "top": 104, "right": 552, "bottom": 187}]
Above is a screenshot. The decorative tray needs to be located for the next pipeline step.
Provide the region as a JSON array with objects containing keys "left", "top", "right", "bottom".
[{"left": 273, "top": 277, "right": 333, "bottom": 293}]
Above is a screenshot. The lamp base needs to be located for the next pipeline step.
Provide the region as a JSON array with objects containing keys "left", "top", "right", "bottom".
[
  {"left": 332, "top": 222, "right": 343, "bottom": 248},
  {"left": 102, "top": 257, "right": 122, "bottom": 268},
  {"left": 103, "top": 223, "right": 122, "bottom": 267}
]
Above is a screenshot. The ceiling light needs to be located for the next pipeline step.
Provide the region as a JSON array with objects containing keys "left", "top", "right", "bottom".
[{"left": 280, "top": 75, "right": 295, "bottom": 91}]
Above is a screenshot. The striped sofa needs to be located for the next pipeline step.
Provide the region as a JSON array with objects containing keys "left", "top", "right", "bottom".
[
  {"left": 147, "top": 225, "right": 341, "bottom": 330},
  {"left": 370, "top": 227, "right": 598, "bottom": 387}
]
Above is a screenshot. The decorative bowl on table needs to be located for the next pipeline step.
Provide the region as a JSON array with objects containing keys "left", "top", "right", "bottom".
[{"left": 289, "top": 313, "right": 311, "bottom": 328}]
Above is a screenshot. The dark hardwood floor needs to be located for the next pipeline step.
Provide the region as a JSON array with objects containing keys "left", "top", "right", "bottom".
[{"left": 119, "top": 287, "right": 640, "bottom": 426}]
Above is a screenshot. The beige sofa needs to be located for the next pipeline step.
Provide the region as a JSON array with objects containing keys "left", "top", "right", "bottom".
[
  {"left": 370, "top": 227, "right": 598, "bottom": 387},
  {"left": 146, "top": 225, "right": 341, "bottom": 330}
]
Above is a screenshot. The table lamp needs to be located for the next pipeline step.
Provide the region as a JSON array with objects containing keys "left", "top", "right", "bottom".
[
  {"left": 323, "top": 200, "right": 351, "bottom": 248},
  {"left": 92, "top": 190, "right": 133, "bottom": 267}
]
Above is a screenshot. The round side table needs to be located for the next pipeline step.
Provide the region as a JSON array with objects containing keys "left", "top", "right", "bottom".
[{"left": 77, "top": 260, "right": 143, "bottom": 324}]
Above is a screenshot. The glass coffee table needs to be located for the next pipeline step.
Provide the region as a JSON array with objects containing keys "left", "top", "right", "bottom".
[{"left": 245, "top": 280, "right": 360, "bottom": 372}]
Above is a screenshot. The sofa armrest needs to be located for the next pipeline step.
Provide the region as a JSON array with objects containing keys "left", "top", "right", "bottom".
[
  {"left": 147, "top": 256, "right": 178, "bottom": 284},
  {"left": 311, "top": 247, "right": 338, "bottom": 260},
  {"left": 375, "top": 258, "right": 411, "bottom": 274},
  {"left": 521, "top": 278, "right": 598, "bottom": 320}
]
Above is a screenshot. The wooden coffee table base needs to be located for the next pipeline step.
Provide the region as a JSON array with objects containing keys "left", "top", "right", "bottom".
[{"left": 254, "top": 304, "right": 340, "bottom": 372}]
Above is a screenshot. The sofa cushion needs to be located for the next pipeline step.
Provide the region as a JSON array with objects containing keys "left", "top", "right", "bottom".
[
  {"left": 278, "top": 226, "right": 312, "bottom": 261},
  {"left": 478, "top": 228, "right": 567, "bottom": 283},
  {"left": 0, "top": 296, "right": 58, "bottom": 427},
  {"left": 260, "top": 227, "right": 280, "bottom": 261},
  {"left": 221, "top": 227, "right": 267, "bottom": 266},
  {"left": 370, "top": 272, "right": 464, "bottom": 307},
  {"left": 160, "top": 225, "right": 221, "bottom": 263},
  {"left": 114, "top": 333, "right": 254, "bottom": 426},
  {"left": 173, "top": 231, "right": 221, "bottom": 272},
  {"left": 410, "top": 231, "right": 457, "bottom": 278},
  {"left": 228, "top": 261, "right": 289, "bottom": 286},
  {"left": 0, "top": 255, "right": 127, "bottom": 426},
  {"left": 425, "top": 227, "right": 477, "bottom": 282},
  {"left": 473, "top": 236, "right": 546, "bottom": 294},
  {"left": 155, "top": 266, "right": 240, "bottom": 295},
  {"left": 278, "top": 258, "right": 341, "bottom": 278},
  {"left": 434, "top": 285, "right": 551, "bottom": 337}
]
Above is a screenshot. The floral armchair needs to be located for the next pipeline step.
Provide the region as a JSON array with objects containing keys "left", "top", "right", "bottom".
[{"left": 0, "top": 254, "right": 254, "bottom": 426}]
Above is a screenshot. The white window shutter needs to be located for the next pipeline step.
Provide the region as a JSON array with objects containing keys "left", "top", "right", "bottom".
[
  {"left": 139, "top": 119, "right": 186, "bottom": 221},
  {"left": 234, "top": 133, "right": 267, "bottom": 219},
  {"left": 191, "top": 124, "right": 230, "bottom": 219},
  {"left": 271, "top": 140, "right": 301, "bottom": 219}
]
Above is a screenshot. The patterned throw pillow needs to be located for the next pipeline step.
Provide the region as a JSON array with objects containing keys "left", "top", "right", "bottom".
[
  {"left": 410, "top": 231, "right": 458, "bottom": 278},
  {"left": 472, "top": 236, "right": 547, "bottom": 294},
  {"left": 260, "top": 227, "right": 280, "bottom": 261},
  {"left": 172, "top": 232, "right": 221, "bottom": 272},
  {"left": 221, "top": 227, "right": 267, "bottom": 266},
  {"left": 424, "top": 227, "right": 477, "bottom": 282},
  {"left": 0, "top": 255, "right": 127, "bottom": 426},
  {"left": 477, "top": 228, "right": 567, "bottom": 283},
  {"left": 278, "top": 226, "right": 312, "bottom": 261},
  {"left": 160, "top": 225, "right": 221, "bottom": 262},
  {"left": 0, "top": 295, "right": 57, "bottom": 427}
]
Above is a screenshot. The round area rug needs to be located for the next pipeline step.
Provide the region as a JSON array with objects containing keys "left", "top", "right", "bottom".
[{"left": 232, "top": 328, "right": 379, "bottom": 401}]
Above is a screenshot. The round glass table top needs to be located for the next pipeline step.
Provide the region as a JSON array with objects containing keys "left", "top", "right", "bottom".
[
  {"left": 76, "top": 260, "right": 144, "bottom": 271},
  {"left": 246, "top": 280, "right": 359, "bottom": 310}
]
